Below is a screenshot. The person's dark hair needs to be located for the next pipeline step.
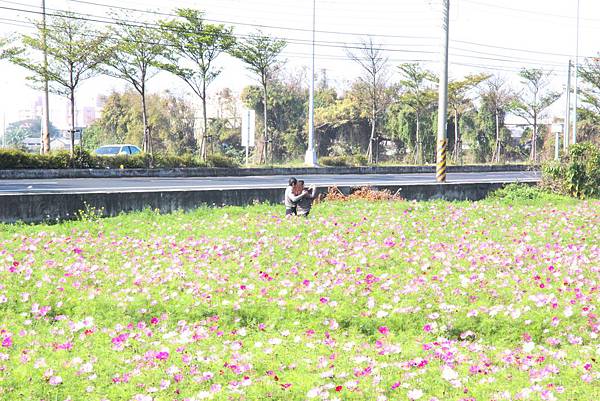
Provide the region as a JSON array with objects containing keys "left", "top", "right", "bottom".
[{"left": 288, "top": 177, "right": 297, "bottom": 186}]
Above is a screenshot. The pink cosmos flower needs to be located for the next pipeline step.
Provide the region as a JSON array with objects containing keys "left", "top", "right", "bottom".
[
  {"left": 49, "top": 376, "right": 62, "bottom": 386},
  {"left": 1, "top": 336, "right": 12, "bottom": 348},
  {"left": 423, "top": 324, "right": 432, "bottom": 332},
  {"left": 378, "top": 326, "right": 389, "bottom": 335}
]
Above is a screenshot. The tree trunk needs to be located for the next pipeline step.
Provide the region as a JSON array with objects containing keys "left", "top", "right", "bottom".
[
  {"left": 531, "top": 115, "right": 537, "bottom": 162},
  {"left": 201, "top": 79, "right": 208, "bottom": 160},
  {"left": 493, "top": 108, "right": 501, "bottom": 163},
  {"left": 70, "top": 90, "right": 75, "bottom": 157},
  {"left": 415, "top": 113, "right": 422, "bottom": 165},
  {"left": 367, "top": 102, "right": 376, "bottom": 164},
  {"left": 262, "top": 82, "right": 268, "bottom": 165},
  {"left": 141, "top": 88, "right": 150, "bottom": 154},
  {"left": 452, "top": 110, "right": 459, "bottom": 163}
]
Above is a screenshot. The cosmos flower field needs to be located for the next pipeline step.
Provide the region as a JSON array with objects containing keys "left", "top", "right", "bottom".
[{"left": 0, "top": 195, "right": 598, "bottom": 401}]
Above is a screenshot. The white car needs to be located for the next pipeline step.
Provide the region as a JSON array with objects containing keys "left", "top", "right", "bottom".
[{"left": 94, "top": 144, "right": 142, "bottom": 156}]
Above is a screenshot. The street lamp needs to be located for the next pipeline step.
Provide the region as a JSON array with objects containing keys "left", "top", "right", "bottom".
[
  {"left": 304, "top": 0, "right": 318, "bottom": 166},
  {"left": 41, "top": 0, "right": 50, "bottom": 154},
  {"left": 573, "top": 0, "right": 580, "bottom": 144}
]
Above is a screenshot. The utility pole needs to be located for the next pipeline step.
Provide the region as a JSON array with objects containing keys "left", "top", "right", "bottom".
[
  {"left": 41, "top": 0, "right": 50, "bottom": 154},
  {"left": 573, "top": 0, "right": 580, "bottom": 145},
  {"left": 564, "top": 60, "right": 571, "bottom": 152},
  {"left": 305, "top": 0, "right": 318, "bottom": 166},
  {"left": 436, "top": 0, "right": 449, "bottom": 183}
]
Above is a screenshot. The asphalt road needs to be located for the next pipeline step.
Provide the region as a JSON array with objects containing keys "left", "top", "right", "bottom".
[{"left": 0, "top": 171, "right": 540, "bottom": 195}]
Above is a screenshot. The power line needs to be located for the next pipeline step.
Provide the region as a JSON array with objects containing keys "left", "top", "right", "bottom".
[
  {"left": 1, "top": 2, "right": 581, "bottom": 70},
  {"left": 462, "top": 0, "right": 600, "bottom": 23},
  {"left": 66, "top": 0, "right": 439, "bottom": 40},
  {"left": 4, "top": 0, "right": 595, "bottom": 61}
]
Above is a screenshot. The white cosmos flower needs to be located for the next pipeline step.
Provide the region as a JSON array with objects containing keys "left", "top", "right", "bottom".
[
  {"left": 407, "top": 389, "right": 423, "bottom": 400},
  {"left": 441, "top": 365, "right": 458, "bottom": 381}
]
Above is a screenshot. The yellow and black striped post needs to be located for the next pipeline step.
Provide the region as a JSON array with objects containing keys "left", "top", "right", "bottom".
[
  {"left": 436, "top": 139, "right": 447, "bottom": 182},
  {"left": 436, "top": 0, "right": 450, "bottom": 183}
]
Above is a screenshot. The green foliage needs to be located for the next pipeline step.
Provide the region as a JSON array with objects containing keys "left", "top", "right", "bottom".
[
  {"left": 12, "top": 12, "right": 108, "bottom": 98},
  {"left": 0, "top": 148, "right": 239, "bottom": 169},
  {"left": 4, "top": 118, "right": 60, "bottom": 148},
  {"left": 103, "top": 16, "right": 167, "bottom": 152},
  {"left": 489, "top": 183, "right": 548, "bottom": 201},
  {"left": 160, "top": 9, "right": 235, "bottom": 99},
  {"left": 241, "top": 78, "right": 307, "bottom": 160},
  {"left": 160, "top": 8, "right": 236, "bottom": 159},
  {"left": 85, "top": 90, "right": 196, "bottom": 154},
  {"left": 511, "top": 69, "right": 561, "bottom": 161},
  {"left": 319, "top": 155, "right": 366, "bottom": 167},
  {"left": 75, "top": 202, "right": 105, "bottom": 222},
  {"left": 0, "top": 149, "right": 72, "bottom": 169},
  {"left": 542, "top": 142, "right": 600, "bottom": 198},
  {"left": 10, "top": 12, "right": 108, "bottom": 146},
  {"left": 206, "top": 153, "right": 239, "bottom": 168},
  {"left": 0, "top": 35, "right": 21, "bottom": 60},
  {"left": 396, "top": 63, "right": 438, "bottom": 164},
  {"left": 230, "top": 31, "right": 286, "bottom": 85}
]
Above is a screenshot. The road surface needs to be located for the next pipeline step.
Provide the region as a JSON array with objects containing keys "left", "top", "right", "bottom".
[{"left": 0, "top": 171, "right": 539, "bottom": 195}]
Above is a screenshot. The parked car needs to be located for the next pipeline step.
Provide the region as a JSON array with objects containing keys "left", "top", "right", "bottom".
[{"left": 94, "top": 144, "right": 142, "bottom": 156}]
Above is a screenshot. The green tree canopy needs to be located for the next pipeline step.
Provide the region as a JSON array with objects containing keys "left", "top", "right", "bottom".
[
  {"left": 397, "top": 63, "right": 438, "bottom": 164},
  {"left": 160, "top": 9, "right": 235, "bottom": 159},
  {"left": 447, "top": 74, "right": 489, "bottom": 162},
  {"left": 4, "top": 118, "right": 60, "bottom": 149},
  {"left": 231, "top": 31, "right": 286, "bottom": 163},
  {"left": 10, "top": 12, "right": 108, "bottom": 155},
  {"left": 103, "top": 18, "right": 167, "bottom": 154},
  {"left": 84, "top": 90, "right": 196, "bottom": 154},
  {"left": 511, "top": 68, "right": 561, "bottom": 162}
]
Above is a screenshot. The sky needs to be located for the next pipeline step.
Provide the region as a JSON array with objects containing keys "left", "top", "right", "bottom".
[{"left": 0, "top": 0, "right": 599, "bottom": 132}]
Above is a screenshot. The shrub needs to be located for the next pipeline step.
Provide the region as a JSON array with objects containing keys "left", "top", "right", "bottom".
[
  {"left": 542, "top": 142, "right": 600, "bottom": 198},
  {"left": 0, "top": 149, "right": 231, "bottom": 170},
  {"left": 206, "top": 154, "right": 238, "bottom": 168},
  {"left": 489, "top": 183, "right": 545, "bottom": 201},
  {"left": 319, "top": 156, "right": 352, "bottom": 167},
  {"left": 353, "top": 154, "right": 368, "bottom": 166}
]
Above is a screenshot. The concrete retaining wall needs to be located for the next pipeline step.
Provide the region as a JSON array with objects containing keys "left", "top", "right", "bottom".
[
  {"left": 0, "top": 182, "right": 522, "bottom": 224},
  {"left": 0, "top": 164, "right": 534, "bottom": 179}
]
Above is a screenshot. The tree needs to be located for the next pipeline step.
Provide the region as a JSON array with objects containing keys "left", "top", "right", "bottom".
[
  {"left": 511, "top": 69, "right": 560, "bottom": 162},
  {"left": 447, "top": 74, "right": 489, "bottom": 163},
  {"left": 84, "top": 90, "right": 196, "bottom": 153},
  {"left": 4, "top": 118, "right": 59, "bottom": 149},
  {"left": 231, "top": 31, "right": 286, "bottom": 164},
  {"left": 478, "top": 77, "right": 515, "bottom": 163},
  {"left": 241, "top": 77, "right": 307, "bottom": 161},
  {"left": 103, "top": 19, "right": 166, "bottom": 154},
  {"left": 11, "top": 12, "right": 108, "bottom": 156},
  {"left": 398, "top": 63, "right": 437, "bottom": 164},
  {"left": 578, "top": 57, "right": 600, "bottom": 144},
  {"left": 0, "top": 36, "right": 20, "bottom": 60},
  {"left": 347, "top": 37, "right": 389, "bottom": 163},
  {"left": 160, "top": 9, "right": 235, "bottom": 160}
]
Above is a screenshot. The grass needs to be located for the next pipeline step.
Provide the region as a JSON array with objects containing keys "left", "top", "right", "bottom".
[{"left": 0, "top": 191, "right": 598, "bottom": 400}]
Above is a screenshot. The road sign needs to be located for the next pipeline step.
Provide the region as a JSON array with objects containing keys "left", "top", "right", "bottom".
[{"left": 241, "top": 109, "right": 255, "bottom": 147}]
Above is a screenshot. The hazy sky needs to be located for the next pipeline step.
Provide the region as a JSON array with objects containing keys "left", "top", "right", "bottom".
[{"left": 0, "top": 0, "right": 598, "bottom": 129}]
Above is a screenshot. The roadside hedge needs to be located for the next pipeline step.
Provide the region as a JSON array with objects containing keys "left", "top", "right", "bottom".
[
  {"left": 542, "top": 142, "right": 600, "bottom": 198},
  {"left": 0, "top": 149, "right": 239, "bottom": 169},
  {"left": 319, "top": 155, "right": 368, "bottom": 167}
]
